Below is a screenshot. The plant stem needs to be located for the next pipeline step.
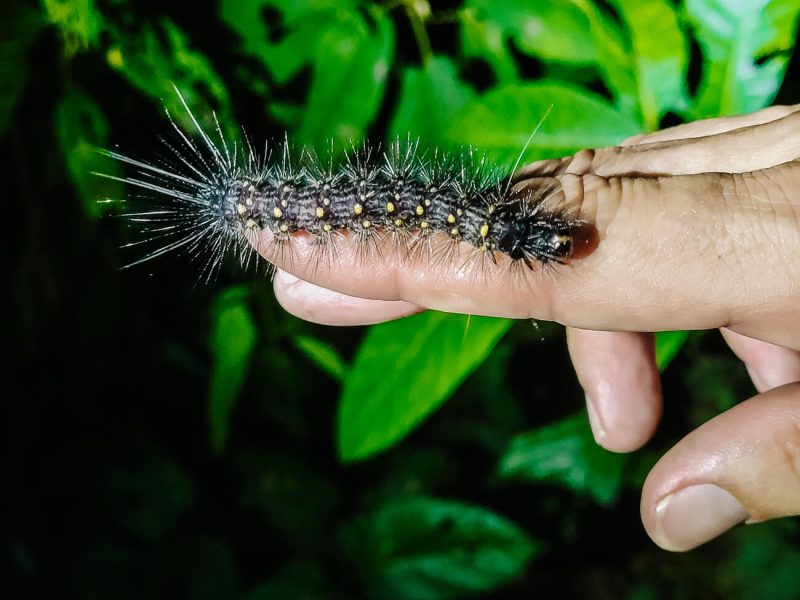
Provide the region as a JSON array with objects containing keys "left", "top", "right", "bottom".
[{"left": 403, "top": 0, "right": 433, "bottom": 65}]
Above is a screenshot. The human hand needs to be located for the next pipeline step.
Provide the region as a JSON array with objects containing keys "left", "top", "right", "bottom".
[{"left": 253, "top": 105, "right": 800, "bottom": 551}]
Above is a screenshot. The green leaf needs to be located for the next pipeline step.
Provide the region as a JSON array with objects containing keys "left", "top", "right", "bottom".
[
  {"left": 292, "top": 334, "right": 348, "bottom": 381},
  {"left": 296, "top": 6, "right": 394, "bottom": 148},
  {"left": 338, "top": 312, "right": 512, "bottom": 462},
  {"left": 685, "top": 0, "right": 800, "bottom": 118},
  {"left": 209, "top": 287, "right": 257, "bottom": 453},
  {"left": 56, "top": 86, "right": 122, "bottom": 219},
  {"left": 460, "top": 0, "right": 597, "bottom": 83},
  {"left": 567, "top": 0, "right": 639, "bottom": 117},
  {"left": 607, "top": 0, "right": 689, "bottom": 129},
  {"left": 388, "top": 55, "right": 475, "bottom": 145},
  {"left": 221, "top": 0, "right": 393, "bottom": 148},
  {"left": 220, "top": 0, "right": 358, "bottom": 84},
  {"left": 0, "top": 3, "right": 41, "bottom": 136},
  {"left": 444, "top": 81, "right": 641, "bottom": 165},
  {"left": 42, "top": 0, "right": 103, "bottom": 55},
  {"left": 106, "top": 19, "right": 236, "bottom": 137},
  {"left": 498, "top": 412, "right": 627, "bottom": 505},
  {"left": 654, "top": 330, "right": 690, "bottom": 372},
  {"left": 343, "top": 496, "right": 538, "bottom": 599}
]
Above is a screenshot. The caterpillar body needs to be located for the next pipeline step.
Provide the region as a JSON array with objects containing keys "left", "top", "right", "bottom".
[{"left": 99, "top": 96, "right": 597, "bottom": 281}]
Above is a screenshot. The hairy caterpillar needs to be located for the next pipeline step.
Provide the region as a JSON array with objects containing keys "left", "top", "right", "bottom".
[{"left": 98, "top": 93, "right": 598, "bottom": 282}]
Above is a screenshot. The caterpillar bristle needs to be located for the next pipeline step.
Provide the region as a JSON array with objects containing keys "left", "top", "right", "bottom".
[{"left": 99, "top": 90, "right": 595, "bottom": 283}]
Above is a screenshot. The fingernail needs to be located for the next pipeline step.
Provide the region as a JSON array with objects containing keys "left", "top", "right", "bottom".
[
  {"left": 654, "top": 484, "right": 749, "bottom": 551},
  {"left": 744, "top": 366, "right": 767, "bottom": 392},
  {"left": 584, "top": 395, "right": 606, "bottom": 442}
]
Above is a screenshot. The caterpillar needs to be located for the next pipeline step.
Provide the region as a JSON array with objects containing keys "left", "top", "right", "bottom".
[{"left": 98, "top": 93, "right": 598, "bottom": 283}]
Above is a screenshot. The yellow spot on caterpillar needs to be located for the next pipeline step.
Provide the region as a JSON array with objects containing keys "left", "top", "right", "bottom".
[
  {"left": 362, "top": 220, "right": 372, "bottom": 228},
  {"left": 480, "top": 244, "right": 488, "bottom": 252},
  {"left": 272, "top": 207, "right": 283, "bottom": 219},
  {"left": 457, "top": 208, "right": 463, "bottom": 216},
  {"left": 354, "top": 203, "right": 363, "bottom": 215},
  {"left": 236, "top": 203, "right": 247, "bottom": 215},
  {"left": 315, "top": 207, "right": 325, "bottom": 219},
  {"left": 480, "top": 223, "right": 489, "bottom": 238},
  {"left": 323, "top": 223, "right": 332, "bottom": 232},
  {"left": 447, "top": 214, "right": 456, "bottom": 224},
  {"left": 488, "top": 205, "right": 496, "bottom": 214},
  {"left": 279, "top": 223, "right": 289, "bottom": 233},
  {"left": 394, "top": 219, "right": 403, "bottom": 227},
  {"left": 450, "top": 227, "right": 459, "bottom": 237},
  {"left": 245, "top": 218, "right": 259, "bottom": 230},
  {"left": 424, "top": 198, "right": 431, "bottom": 207},
  {"left": 394, "top": 193, "right": 401, "bottom": 200},
  {"left": 415, "top": 205, "right": 424, "bottom": 216},
  {"left": 386, "top": 202, "right": 395, "bottom": 213},
  {"left": 420, "top": 221, "right": 429, "bottom": 229}
]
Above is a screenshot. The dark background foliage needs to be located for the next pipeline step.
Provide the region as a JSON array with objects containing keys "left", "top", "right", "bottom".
[{"left": 4, "top": 0, "right": 800, "bottom": 598}]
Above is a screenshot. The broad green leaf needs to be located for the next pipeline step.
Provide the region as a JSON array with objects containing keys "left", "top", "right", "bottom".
[
  {"left": 221, "top": 0, "right": 393, "bottom": 148},
  {"left": 342, "top": 496, "right": 538, "bottom": 599},
  {"left": 297, "top": 7, "right": 394, "bottom": 148},
  {"left": 42, "top": 0, "right": 103, "bottom": 55},
  {"left": 105, "top": 19, "right": 235, "bottom": 137},
  {"left": 0, "top": 4, "right": 41, "bottom": 136},
  {"left": 567, "top": 0, "right": 639, "bottom": 118},
  {"left": 338, "top": 312, "right": 512, "bottom": 462},
  {"left": 209, "top": 287, "right": 257, "bottom": 453},
  {"left": 655, "top": 330, "right": 690, "bottom": 371},
  {"left": 608, "top": 0, "right": 689, "bottom": 129},
  {"left": 220, "top": 0, "right": 359, "bottom": 84},
  {"left": 444, "top": 81, "right": 641, "bottom": 165},
  {"left": 293, "top": 335, "right": 348, "bottom": 381},
  {"left": 498, "top": 412, "right": 627, "bottom": 505},
  {"left": 388, "top": 55, "right": 475, "bottom": 145},
  {"left": 56, "top": 86, "right": 122, "bottom": 219},
  {"left": 685, "top": 0, "right": 800, "bottom": 118},
  {"left": 460, "top": 0, "right": 597, "bottom": 83}
]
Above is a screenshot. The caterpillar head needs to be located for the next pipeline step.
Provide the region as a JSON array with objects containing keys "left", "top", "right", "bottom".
[{"left": 497, "top": 216, "right": 574, "bottom": 267}]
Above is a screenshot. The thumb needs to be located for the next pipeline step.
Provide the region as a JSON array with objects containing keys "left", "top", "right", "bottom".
[{"left": 641, "top": 382, "right": 800, "bottom": 551}]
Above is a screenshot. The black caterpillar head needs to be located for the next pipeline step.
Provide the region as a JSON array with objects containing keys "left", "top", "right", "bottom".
[{"left": 497, "top": 215, "right": 574, "bottom": 267}]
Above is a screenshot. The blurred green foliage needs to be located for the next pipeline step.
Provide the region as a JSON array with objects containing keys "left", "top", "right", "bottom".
[{"left": 4, "top": 0, "right": 800, "bottom": 598}]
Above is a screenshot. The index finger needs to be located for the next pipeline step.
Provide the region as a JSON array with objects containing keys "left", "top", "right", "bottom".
[{"left": 251, "top": 161, "right": 800, "bottom": 340}]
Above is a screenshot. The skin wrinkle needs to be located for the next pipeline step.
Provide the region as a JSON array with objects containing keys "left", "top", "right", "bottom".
[{"left": 741, "top": 167, "right": 800, "bottom": 320}]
